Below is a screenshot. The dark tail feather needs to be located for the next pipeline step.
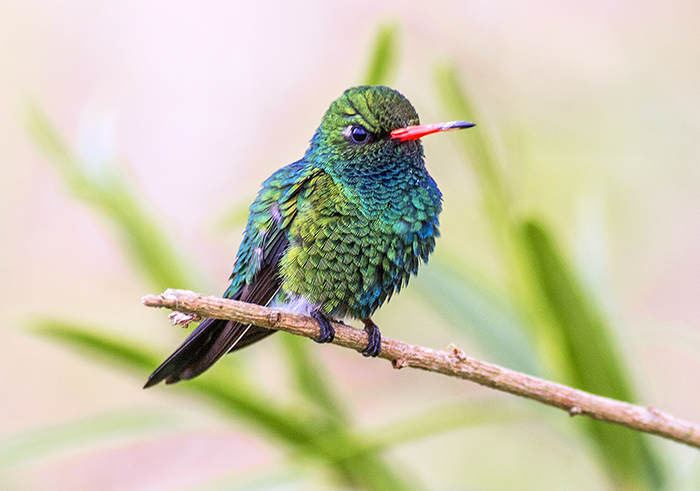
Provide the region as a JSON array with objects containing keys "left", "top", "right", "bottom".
[{"left": 144, "top": 318, "right": 275, "bottom": 388}]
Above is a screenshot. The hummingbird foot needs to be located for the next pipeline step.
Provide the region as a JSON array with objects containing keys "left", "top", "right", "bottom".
[
  {"left": 311, "top": 310, "right": 335, "bottom": 344},
  {"left": 360, "top": 318, "right": 382, "bottom": 357}
]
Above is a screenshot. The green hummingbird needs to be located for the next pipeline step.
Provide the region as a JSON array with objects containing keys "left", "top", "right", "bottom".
[{"left": 144, "top": 85, "right": 474, "bottom": 388}]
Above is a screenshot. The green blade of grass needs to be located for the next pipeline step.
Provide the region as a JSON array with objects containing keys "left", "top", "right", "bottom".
[
  {"left": 213, "top": 200, "right": 254, "bottom": 233},
  {"left": 362, "top": 21, "right": 400, "bottom": 86},
  {"left": 520, "top": 219, "right": 664, "bottom": 490},
  {"left": 334, "top": 451, "right": 417, "bottom": 491},
  {"left": 31, "top": 319, "right": 317, "bottom": 442},
  {"left": 436, "top": 63, "right": 665, "bottom": 489},
  {"left": 0, "top": 409, "right": 182, "bottom": 470},
  {"left": 279, "top": 334, "right": 349, "bottom": 425},
  {"left": 435, "top": 63, "right": 550, "bottom": 350},
  {"left": 25, "top": 104, "right": 203, "bottom": 292},
  {"left": 416, "top": 260, "right": 540, "bottom": 375},
  {"left": 435, "top": 63, "right": 510, "bottom": 225},
  {"left": 366, "top": 400, "right": 530, "bottom": 450},
  {"left": 33, "top": 319, "right": 159, "bottom": 371},
  {"left": 32, "top": 319, "right": 417, "bottom": 491}
]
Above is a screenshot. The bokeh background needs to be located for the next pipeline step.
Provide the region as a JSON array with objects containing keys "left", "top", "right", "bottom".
[{"left": 2, "top": 1, "right": 700, "bottom": 490}]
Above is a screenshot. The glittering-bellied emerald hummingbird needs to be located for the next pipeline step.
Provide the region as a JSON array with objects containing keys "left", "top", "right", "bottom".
[{"left": 144, "top": 85, "right": 474, "bottom": 387}]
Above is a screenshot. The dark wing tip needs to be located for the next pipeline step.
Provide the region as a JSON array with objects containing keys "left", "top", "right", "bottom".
[
  {"left": 143, "top": 374, "right": 164, "bottom": 389},
  {"left": 142, "top": 317, "right": 225, "bottom": 389},
  {"left": 143, "top": 366, "right": 179, "bottom": 388}
]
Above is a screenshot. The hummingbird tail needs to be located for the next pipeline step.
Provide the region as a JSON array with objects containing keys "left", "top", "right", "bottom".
[{"left": 143, "top": 318, "right": 275, "bottom": 388}]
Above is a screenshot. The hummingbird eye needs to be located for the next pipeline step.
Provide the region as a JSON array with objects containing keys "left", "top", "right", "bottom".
[{"left": 349, "top": 125, "right": 370, "bottom": 144}]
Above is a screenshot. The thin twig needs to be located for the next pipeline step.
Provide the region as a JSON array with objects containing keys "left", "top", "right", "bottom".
[{"left": 142, "top": 288, "right": 700, "bottom": 450}]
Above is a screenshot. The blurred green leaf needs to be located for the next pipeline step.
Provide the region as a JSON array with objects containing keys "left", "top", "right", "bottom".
[
  {"left": 33, "top": 318, "right": 160, "bottom": 372},
  {"left": 436, "top": 63, "right": 665, "bottom": 490},
  {"left": 676, "top": 456, "right": 700, "bottom": 491},
  {"left": 368, "top": 400, "right": 530, "bottom": 450},
  {"left": 363, "top": 22, "right": 400, "bottom": 86},
  {"left": 32, "top": 319, "right": 319, "bottom": 443},
  {"left": 25, "top": 103, "right": 203, "bottom": 292},
  {"left": 341, "top": 454, "right": 417, "bottom": 491},
  {"left": 520, "top": 220, "right": 664, "bottom": 489},
  {"left": 435, "top": 63, "right": 510, "bottom": 225},
  {"left": 417, "top": 260, "right": 540, "bottom": 375},
  {"left": 435, "top": 63, "right": 544, "bottom": 347},
  {"left": 32, "top": 319, "right": 416, "bottom": 491},
  {"left": 279, "top": 334, "right": 349, "bottom": 425},
  {"left": 0, "top": 409, "right": 183, "bottom": 469},
  {"left": 213, "top": 200, "right": 253, "bottom": 233}
]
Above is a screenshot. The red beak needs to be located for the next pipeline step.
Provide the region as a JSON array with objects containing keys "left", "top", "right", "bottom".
[{"left": 390, "top": 120, "right": 475, "bottom": 142}]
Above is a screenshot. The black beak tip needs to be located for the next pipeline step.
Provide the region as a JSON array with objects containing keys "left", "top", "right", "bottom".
[{"left": 457, "top": 121, "right": 476, "bottom": 129}]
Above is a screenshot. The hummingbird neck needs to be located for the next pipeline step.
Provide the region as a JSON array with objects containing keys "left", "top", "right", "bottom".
[{"left": 305, "top": 145, "right": 433, "bottom": 214}]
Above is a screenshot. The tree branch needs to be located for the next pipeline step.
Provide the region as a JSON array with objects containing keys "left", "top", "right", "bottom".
[{"left": 142, "top": 288, "right": 700, "bottom": 450}]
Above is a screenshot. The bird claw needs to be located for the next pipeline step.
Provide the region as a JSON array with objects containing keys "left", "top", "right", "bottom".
[
  {"left": 360, "top": 318, "right": 382, "bottom": 357},
  {"left": 311, "top": 311, "right": 335, "bottom": 344}
]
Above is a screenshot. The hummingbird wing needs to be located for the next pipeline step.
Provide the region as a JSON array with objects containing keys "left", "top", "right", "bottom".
[
  {"left": 144, "top": 163, "right": 318, "bottom": 388},
  {"left": 143, "top": 230, "right": 288, "bottom": 387}
]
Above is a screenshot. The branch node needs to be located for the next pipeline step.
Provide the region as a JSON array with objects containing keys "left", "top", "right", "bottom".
[
  {"left": 162, "top": 288, "right": 181, "bottom": 308},
  {"left": 169, "top": 311, "right": 201, "bottom": 327},
  {"left": 448, "top": 343, "right": 467, "bottom": 362},
  {"left": 267, "top": 311, "right": 282, "bottom": 327},
  {"left": 648, "top": 405, "right": 661, "bottom": 417},
  {"left": 391, "top": 358, "right": 408, "bottom": 369},
  {"left": 568, "top": 406, "right": 582, "bottom": 417}
]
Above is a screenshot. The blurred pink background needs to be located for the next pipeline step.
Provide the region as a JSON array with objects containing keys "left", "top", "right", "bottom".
[{"left": 2, "top": 1, "right": 700, "bottom": 489}]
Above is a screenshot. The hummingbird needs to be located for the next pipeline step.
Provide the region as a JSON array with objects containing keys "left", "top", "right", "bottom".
[{"left": 144, "top": 85, "right": 474, "bottom": 388}]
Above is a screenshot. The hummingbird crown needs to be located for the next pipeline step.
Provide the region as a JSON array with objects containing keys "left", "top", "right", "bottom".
[{"left": 306, "top": 85, "right": 423, "bottom": 169}]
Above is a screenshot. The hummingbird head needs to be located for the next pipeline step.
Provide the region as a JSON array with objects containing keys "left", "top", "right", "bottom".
[{"left": 306, "top": 86, "right": 474, "bottom": 176}]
